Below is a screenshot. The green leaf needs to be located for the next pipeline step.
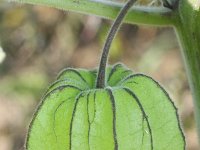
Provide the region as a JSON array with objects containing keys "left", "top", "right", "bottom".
[
  {"left": 111, "top": 88, "right": 151, "bottom": 149},
  {"left": 107, "top": 63, "right": 132, "bottom": 86},
  {"left": 26, "top": 64, "right": 185, "bottom": 150},
  {"left": 121, "top": 74, "right": 185, "bottom": 149},
  {"left": 71, "top": 90, "right": 115, "bottom": 150},
  {"left": 27, "top": 86, "right": 81, "bottom": 149},
  {"left": 57, "top": 68, "right": 96, "bottom": 88}
]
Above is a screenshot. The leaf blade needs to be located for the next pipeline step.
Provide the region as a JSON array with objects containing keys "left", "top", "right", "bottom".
[
  {"left": 26, "top": 86, "right": 81, "bottom": 150},
  {"left": 122, "top": 74, "right": 185, "bottom": 149}
]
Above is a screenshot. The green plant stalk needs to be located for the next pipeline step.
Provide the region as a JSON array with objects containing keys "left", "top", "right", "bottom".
[
  {"left": 174, "top": 0, "right": 200, "bottom": 140},
  {"left": 8, "top": 0, "right": 174, "bottom": 26},
  {"left": 96, "top": 0, "right": 136, "bottom": 88}
]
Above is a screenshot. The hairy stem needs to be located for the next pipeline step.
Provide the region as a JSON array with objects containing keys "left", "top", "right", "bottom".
[
  {"left": 96, "top": 0, "right": 136, "bottom": 88},
  {"left": 8, "top": 0, "right": 175, "bottom": 26}
]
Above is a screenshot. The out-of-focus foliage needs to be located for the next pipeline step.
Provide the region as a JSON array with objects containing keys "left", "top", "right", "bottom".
[{"left": 0, "top": 1, "right": 199, "bottom": 150}]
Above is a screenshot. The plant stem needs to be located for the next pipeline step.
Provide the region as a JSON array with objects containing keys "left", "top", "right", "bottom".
[
  {"left": 8, "top": 0, "right": 174, "bottom": 26},
  {"left": 175, "top": 0, "right": 200, "bottom": 140},
  {"left": 96, "top": 0, "right": 136, "bottom": 88}
]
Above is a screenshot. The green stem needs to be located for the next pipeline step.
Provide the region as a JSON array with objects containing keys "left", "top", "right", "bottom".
[
  {"left": 9, "top": 0, "right": 174, "bottom": 26},
  {"left": 96, "top": 0, "right": 136, "bottom": 88},
  {"left": 175, "top": 0, "right": 200, "bottom": 141},
  {"left": 178, "top": 28, "right": 200, "bottom": 141}
]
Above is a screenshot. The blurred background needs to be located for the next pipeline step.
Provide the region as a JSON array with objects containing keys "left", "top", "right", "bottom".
[{"left": 0, "top": 0, "right": 199, "bottom": 150}]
